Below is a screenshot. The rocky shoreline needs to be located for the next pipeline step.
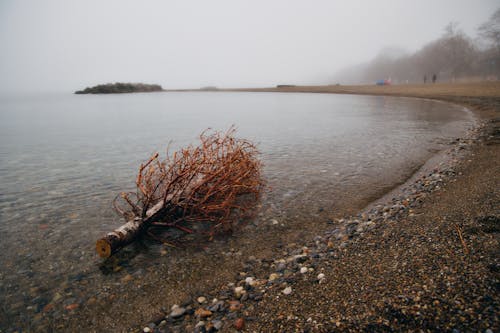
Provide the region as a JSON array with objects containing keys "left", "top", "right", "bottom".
[{"left": 136, "top": 86, "right": 499, "bottom": 333}]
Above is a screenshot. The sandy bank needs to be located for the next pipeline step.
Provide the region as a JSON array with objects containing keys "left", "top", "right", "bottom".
[{"left": 228, "top": 81, "right": 500, "bottom": 98}]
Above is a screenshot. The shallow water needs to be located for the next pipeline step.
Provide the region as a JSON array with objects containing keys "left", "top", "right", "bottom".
[{"left": 0, "top": 92, "right": 473, "bottom": 330}]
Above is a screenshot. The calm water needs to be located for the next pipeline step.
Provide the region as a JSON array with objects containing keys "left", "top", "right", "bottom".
[{"left": 0, "top": 91, "right": 473, "bottom": 330}]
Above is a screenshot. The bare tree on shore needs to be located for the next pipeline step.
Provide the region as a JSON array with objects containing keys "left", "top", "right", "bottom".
[
  {"left": 334, "top": 8, "right": 500, "bottom": 84},
  {"left": 478, "top": 8, "right": 500, "bottom": 51}
]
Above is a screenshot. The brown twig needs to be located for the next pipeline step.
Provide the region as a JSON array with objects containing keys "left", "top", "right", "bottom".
[{"left": 455, "top": 224, "right": 469, "bottom": 255}]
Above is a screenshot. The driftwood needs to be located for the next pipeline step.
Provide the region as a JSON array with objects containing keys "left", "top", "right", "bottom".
[{"left": 96, "top": 127, "right": 264, "bottom": 258}]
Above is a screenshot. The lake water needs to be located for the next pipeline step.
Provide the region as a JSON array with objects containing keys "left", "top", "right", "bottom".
[{"left": 0, "top": 91, "right": 473, "bottom": 330}]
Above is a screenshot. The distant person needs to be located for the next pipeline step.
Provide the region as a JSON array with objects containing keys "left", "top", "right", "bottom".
[
  {"left": 424, "top": 75, "right": 427, "bottom": 84},
  {"left": 432, "top": 74, "right": 437, "bottom": 83}
]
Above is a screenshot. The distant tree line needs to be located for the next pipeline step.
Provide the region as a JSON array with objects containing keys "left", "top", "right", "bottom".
[
  {"left": 75, "top": 82, "right": 163, "bottom": 94},
  {"left": 335, "top": 8, "right": 500, "bottom": 84}
]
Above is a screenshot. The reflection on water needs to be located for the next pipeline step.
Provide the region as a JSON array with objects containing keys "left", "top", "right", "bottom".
[{"left": 0, "top": 92, "right": 473, "bottom": 330}]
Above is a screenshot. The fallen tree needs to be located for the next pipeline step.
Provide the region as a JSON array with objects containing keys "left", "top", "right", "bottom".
[{"left": 96, "top": 127, "right": 264, "bottom": 258}]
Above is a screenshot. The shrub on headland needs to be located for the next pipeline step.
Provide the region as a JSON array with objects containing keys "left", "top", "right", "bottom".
[{"left": 75, "top": 82, "right": 163, "bottom": 94}]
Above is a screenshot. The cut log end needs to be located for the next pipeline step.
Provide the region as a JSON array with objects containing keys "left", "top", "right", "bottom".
[
  {"left": 96, "top": 219, "right": 144, "bottom": 258},
  {"left": 96, "top": 238, "right": 112, "bottom": 258}
]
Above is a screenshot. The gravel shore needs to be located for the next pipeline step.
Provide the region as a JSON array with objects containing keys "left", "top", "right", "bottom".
[{"left": 137, "top": 83, "right": 499, "bottom": 333}]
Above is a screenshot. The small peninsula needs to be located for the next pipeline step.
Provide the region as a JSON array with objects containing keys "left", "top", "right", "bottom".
[{"left": 75, "top": 82, "right": 163, "bottom": 94}]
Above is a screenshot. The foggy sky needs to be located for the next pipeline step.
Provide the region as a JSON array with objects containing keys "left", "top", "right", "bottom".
[{"left": 0, "top": 0, "right": 497, "bottom": 93}]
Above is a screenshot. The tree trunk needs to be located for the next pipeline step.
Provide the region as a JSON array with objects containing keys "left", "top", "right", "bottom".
[{"left": 95, "top": 201, "right": 165, "bottom": 258}]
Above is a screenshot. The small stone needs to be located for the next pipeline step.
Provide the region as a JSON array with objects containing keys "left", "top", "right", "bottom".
[
  {"left": 300, "top": 267, "right": 308, "bottom": 274},
  {"left": 195, "top": 308, "right": 213, "bottom": 318},
  {"left": 229, "top": 300, "right": 242, "bottom": 312},
  {"left": 294, "top": 254, "right": 308, "bottom": 263},
  {"left": 121, "top": 274, "right": 133, "bottom": 283},
  {"left": 234, "top": 317, "right": 245, "bottom": 330},
  {"left": 269, "top": 273, "right": 279, "bottom": 281},
  {"left": 53, "top": 292, "right": 62, "bottom": 302},
  {"left": 234, "top": 286, "right": 245, "bottom": 298},
  {"left": 212, "top": 320, "right": 223, "bottom": 330},
  {"left": 143, "top": 327, "right": 151, "bottom": 333},
  {"left": 169, "top": 306, "right": 186, "bottom": 318},
  {"left": 65, "top": 303, "right": 79, "bottom": 311},
  {"left": 197, "top": 296, "right": 207, "bottom": 304},
  {"left": 208, "top": 301, "right": 225, "bottom": 312},
  {"left": 271, "top": 219, "right": 279, "bottom": 225},
  {"left": 282, "top": 287, "right": 292, "bottom": 295},
  {"left": 276, "top": 262, "right": 287, "bottom": 272},
  {"left": 317, "top": 273, "right": 325, "bottom": 280},
  {"left": 244, "top": 277, "right": 255, "bottom": 286},
  {"left": 42, "top": 303, "right": 54, "bottom": 313}
]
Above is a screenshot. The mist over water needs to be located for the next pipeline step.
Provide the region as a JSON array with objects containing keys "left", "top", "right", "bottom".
[
  {"left": 0, "top": 91, "right": 474, "bottom": 329},
  {"left": 1, "top": 1, "right": 497, "bottom": 92}
]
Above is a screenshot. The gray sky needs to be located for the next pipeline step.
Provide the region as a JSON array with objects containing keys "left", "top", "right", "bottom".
[{"left": 0, "top": 0, "right": 497, "bottom": 92}]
